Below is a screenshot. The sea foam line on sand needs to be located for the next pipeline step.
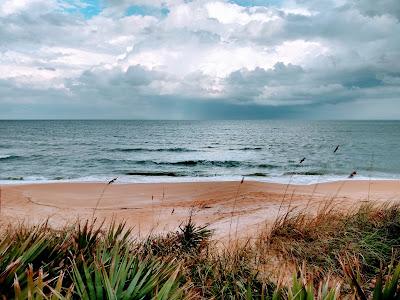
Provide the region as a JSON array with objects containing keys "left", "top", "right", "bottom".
[{"left": 1, "top": 174, "right": 399, "bottom": 185}]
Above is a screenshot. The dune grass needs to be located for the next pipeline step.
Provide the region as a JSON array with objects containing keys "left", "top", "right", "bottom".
[
  {"left": 263, "top": 203, "right": 400, "bottom": 279},
  {"left": 0, "top": 203, "right": 399, "bottom": 299}
]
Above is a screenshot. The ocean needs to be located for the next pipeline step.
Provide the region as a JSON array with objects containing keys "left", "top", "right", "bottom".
[{"left": 1, "top": 120, "right": 399, "bottom": 184}]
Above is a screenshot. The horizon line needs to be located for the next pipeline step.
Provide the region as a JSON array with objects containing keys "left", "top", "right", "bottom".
[{"left": 0, "top": 118, "right": 400, "bottom": 121}]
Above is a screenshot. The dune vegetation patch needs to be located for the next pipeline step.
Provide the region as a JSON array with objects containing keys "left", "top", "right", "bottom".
[{"left": 0, "top": 203, "right": 399, "bottom": 299}]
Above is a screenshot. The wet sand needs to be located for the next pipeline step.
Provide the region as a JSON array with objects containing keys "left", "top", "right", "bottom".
[{"left": 0, "top": 180, "right": 399, "bottom": 239}]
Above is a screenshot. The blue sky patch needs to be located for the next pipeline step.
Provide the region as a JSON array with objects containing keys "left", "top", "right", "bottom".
[
  {"left": 61, "top": 0, "right": 101, "bottom": 19},
  {"left": 126, "top": 5, "right": 170, "bottom": 17},
  {"left": 230, "top": 0, "right": 281, "bottom": 7}
]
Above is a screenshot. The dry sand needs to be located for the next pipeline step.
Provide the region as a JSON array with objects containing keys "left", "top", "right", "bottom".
[{"left": 1, "top": 180, "right": 399, "bottom": 240}]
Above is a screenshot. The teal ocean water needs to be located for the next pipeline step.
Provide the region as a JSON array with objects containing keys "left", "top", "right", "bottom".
[{"left": 0, "top": 120, "right": 399, "bottom": 184}]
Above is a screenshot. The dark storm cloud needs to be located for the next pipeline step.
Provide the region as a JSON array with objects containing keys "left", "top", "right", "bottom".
[{"left": 353, "top": 0, "right": 400, "bottom": 20}]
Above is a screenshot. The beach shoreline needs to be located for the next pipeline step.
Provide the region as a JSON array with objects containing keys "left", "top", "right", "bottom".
[
  {"left": 1, "top": 180, "right": 399, "bottom": 239},
  {"left": 1, "top": 174, "right": 399, "bottom": 186}
]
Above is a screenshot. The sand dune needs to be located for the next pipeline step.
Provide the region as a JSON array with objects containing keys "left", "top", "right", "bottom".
[{"left": 1, "top": 180, "right": 399, "bottom": 239}]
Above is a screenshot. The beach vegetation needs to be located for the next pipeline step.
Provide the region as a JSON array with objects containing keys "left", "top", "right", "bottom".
[{"left": 0, "top": 203, "right": 398, "bottom": 299}]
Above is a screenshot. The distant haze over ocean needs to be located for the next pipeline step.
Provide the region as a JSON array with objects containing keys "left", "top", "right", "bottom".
[{"left": 1, "top": 120, "right": 399, "bottom": 184}]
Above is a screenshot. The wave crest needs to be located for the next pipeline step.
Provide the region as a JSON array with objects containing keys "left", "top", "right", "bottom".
[{"left": 110, "top": 147, "right": 196, "bottom": 153}]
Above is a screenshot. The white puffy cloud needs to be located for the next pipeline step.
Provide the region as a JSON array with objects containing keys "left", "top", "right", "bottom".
[{"left": 0, "top": 0, "right": 56, "bottom": 16}]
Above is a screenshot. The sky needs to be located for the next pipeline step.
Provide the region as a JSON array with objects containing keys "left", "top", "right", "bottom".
[{"left": 0, "top": 0, "right": 399, "bottom": 119}]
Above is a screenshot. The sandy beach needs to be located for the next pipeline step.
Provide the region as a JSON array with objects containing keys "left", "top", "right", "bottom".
[{"left": 1, "top": 180, "right": 399, "bottom": 239}]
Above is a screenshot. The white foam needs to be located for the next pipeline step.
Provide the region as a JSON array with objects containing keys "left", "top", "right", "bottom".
[{"left": 1, "top": 174, "right": 399, "bottom": 186}]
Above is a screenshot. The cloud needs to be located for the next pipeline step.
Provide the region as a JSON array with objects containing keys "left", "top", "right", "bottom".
[
  {"left": 352, "top": 0, "right": 400, "bottom": 20},
  {"left": 0, "top": 0, "right": 399, "bottom": 119}
]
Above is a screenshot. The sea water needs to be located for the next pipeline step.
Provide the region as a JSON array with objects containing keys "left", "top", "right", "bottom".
[{"left": 1, "top": 120, "right": 399, "bottom": 184}]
